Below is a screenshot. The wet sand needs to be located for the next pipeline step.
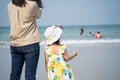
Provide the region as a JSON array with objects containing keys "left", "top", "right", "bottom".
[{"left": 0, "top": 43, "right": 120, "bottom": 80}]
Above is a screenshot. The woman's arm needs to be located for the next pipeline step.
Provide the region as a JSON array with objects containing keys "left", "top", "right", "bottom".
[
  {"left": 44, "top": 51, "right": 48, "bottom": 73},
  {"left": 33, "top": 2, "right": 42, "bottom": 19}
]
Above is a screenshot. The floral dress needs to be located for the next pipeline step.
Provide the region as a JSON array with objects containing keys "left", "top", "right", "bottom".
[{"left": 44, "top": 45, "right": 75, "bottom": 80}]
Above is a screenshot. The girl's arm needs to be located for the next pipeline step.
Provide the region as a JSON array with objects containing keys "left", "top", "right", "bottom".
[{"left": 63, "top": 49, "right": 77, "bottom": 61}]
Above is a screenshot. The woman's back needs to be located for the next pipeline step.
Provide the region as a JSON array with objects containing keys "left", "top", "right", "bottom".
[{"left": 8, "top": 1, "right": 42, "bottom": 46}]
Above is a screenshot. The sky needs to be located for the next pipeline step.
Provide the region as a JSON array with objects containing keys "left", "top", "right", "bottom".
[{"left": 0, "top": 0, "right": 120, "bottom": 26}]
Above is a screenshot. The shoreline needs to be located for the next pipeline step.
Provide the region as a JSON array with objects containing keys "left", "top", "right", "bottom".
[
  {"left": 0, "top": 43, "right": 120, "bottom": 80},
  {"left": 0, "top": 40, "right": 120, "bottom": 48}
]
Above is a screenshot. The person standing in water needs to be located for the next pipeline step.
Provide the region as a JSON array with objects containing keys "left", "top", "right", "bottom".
[
  {"left": 96, "top": 31, "right": 102, "bottom": 39},
  {"left": 80, "top": 26, "right": 84, "bottom": 36}
]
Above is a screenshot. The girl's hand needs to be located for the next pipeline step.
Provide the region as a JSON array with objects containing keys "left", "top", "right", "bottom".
[{"left": 72, "top": 51, "right": 77, "bottom": 57}]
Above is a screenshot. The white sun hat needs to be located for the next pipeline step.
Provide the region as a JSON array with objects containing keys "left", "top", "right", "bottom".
[{"left": 44, "top": 25, "right": 63, "bottom": 45}]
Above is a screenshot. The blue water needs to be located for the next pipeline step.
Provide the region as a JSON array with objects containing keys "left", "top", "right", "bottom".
[{"left": 0, "top": 24, "right": 120, "bottom": 46}]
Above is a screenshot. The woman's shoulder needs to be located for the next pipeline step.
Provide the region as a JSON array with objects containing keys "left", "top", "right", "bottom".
[
  {"left": 8, "top": 2, "right": 13, "bottom": 8},
  {"left": 26, "top": 0, "right": 37, "bottom": 6},
  {"left": 24, "top": 0, "right": 38, "bottom": 10}
]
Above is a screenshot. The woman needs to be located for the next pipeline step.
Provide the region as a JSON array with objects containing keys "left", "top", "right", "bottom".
[
  {"left": 44, "top": 25, "right": 77, "bottom": 80},
  {"left": 8, "top": 0, "right": 43, "bottom": 80}
]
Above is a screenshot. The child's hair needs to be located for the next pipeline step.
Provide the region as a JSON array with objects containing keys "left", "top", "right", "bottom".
[{"left": 52, "top": 39, "right": 60, "bottom": 45}]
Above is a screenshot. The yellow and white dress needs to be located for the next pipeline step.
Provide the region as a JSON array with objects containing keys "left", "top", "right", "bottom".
[{"left": 44, "top": 45, "right": 75, "bottom": 80}]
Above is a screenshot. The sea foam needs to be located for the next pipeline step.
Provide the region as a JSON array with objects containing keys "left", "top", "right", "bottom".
[
  {"left": 61, "top": 39, "right": 120, "bottom": 44},
  {"left": 1, "top": 39, "right": 120, "bottom": 48}
]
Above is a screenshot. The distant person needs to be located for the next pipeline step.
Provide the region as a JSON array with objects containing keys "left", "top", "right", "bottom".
[
  {"left": 56, "top": 25, "right": 63, "bottom": 29},
  {"left": 8, "top": 0, "right": 43, "bottom": 80},
  {"left": 80, "top": 26, "right": 84, "bottom": 36},
  {"left": 44, "top": 25, "right": 77, "bottom": 80},
  {"left": 96, "top": 31, "right": 102, "bottom": 39},
  {"left": 89, "top": 32, "right": 95, "bottom": 36}
]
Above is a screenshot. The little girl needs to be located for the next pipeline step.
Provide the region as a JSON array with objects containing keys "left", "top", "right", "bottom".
[{"left": 44, "top": 25, "right": 77, "bottom": 80}]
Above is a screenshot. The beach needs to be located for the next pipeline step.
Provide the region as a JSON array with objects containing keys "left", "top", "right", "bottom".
[{"left": 0, "top": 43, "right": 120, "bottom": 80}]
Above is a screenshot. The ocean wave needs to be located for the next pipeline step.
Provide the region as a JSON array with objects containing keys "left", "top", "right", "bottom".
[
  {"left": 40, "top": 39, "right": 120, "bottom": 45},
  {"left": 1, "top": 39, "right": 120, "bottom": 48},
  {"left": 0, "top": 41, "right": 10, "bottom": 48},
  {"left": 61, "top": 39, "right": 120, "bottom": 44}
]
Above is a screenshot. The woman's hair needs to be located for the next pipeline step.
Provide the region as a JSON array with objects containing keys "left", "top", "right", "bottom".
[
  {"left": 12, "top": 0, "right": 43, "bottom": 8},
  {"left": 12, "top": 0, "right": 27, "bottom": 7}
]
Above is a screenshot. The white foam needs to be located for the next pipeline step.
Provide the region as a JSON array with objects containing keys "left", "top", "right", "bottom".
[
  {"left": 1, "top": 39, "right": 120, "bottom": 48},
  {"left": 0, "top": 41, "right": 10, "bottom": 48},
  {"left": 40, "top": 39, "right": 120, "bottom": 45},
  {"left": 61, "top": 39, "right": 120, "bottom": 44}
]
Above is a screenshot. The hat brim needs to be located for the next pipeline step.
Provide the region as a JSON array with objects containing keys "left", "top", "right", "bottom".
[{"left": 46, "top": 28, "right": 62, "bottom": 45}]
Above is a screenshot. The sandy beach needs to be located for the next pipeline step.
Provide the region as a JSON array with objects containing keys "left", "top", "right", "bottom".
[{"left": 0, "top": 43, "right": 120, "bottom": 80}]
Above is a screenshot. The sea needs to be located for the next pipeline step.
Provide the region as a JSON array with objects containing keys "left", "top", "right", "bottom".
[{"left": 0, "top": 24, "right": 120, "bottom": 47}]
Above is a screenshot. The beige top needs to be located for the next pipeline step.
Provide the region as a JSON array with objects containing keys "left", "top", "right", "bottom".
[{"left": 8, "top": 0, "right": 42, "bottom": 46}]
